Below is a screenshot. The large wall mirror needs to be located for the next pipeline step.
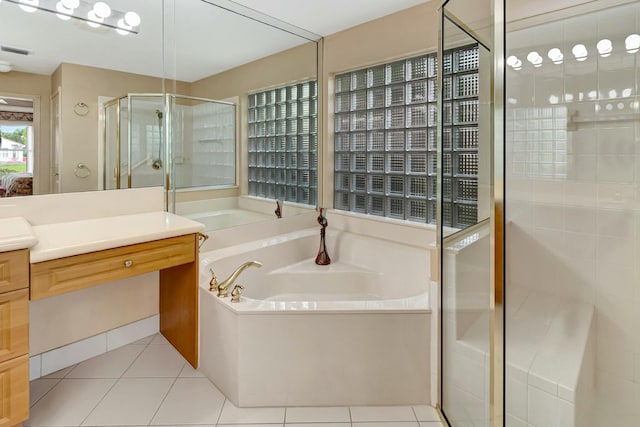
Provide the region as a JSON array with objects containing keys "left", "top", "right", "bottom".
[{"left": 0, "top": 0, "right": 320, "bottom": 229}]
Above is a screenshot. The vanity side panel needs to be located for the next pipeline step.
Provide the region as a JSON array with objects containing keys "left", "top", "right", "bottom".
[{"left": 159, "top": 233, "right": 199, "bottom": 368}]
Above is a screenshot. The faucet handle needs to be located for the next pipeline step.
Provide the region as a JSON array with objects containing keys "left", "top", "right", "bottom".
[
  {"left": 230, "top": 284, "right": 245, "bottom": 303},
  {"left": 209, "top": 268, "right": 219, "bottom": 292}
]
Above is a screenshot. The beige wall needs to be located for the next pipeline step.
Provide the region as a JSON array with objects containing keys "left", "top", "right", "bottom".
[
  {"left": 0, "top": 71, "right": 52, "bottom": 194},
  {"left": 191, "top": 42, "right": 317, "bottom": 100}
]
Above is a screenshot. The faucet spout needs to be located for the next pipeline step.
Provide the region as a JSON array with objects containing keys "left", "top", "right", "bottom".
[{"left": 215, "top": 261, "right": 262, "bottom": 297}]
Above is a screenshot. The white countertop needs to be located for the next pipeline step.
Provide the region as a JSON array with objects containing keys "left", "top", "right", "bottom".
[
  {"left": 30, "top": 212, "right": 205, "bottom": 263},
  {"left": 0, "top": 217, "right": 38, "bottom": 252}
]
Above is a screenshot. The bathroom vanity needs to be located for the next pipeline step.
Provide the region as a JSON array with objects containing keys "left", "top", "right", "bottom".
[{"left": 0, "top": 212, "right": 203, "bottom": 426}]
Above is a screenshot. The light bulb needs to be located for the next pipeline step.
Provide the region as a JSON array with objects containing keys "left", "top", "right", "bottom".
[
  {"left": 527, "top": 51, "right": 542, "bottom": 67},
  {"left": 572, "top": 44, "right": 588, "bottom": 61},
  {"left": 60, "top": 0, "right": 78, "bottom": 8},
  {"left": 547, "top": 48, "right": 563, "bottom": 64},
  {"left": 18, "top": 0, "right": 39, "bottom": 13},
  {"left": 55, "top": 1, "right": 72, "bottom": 19},
  {"left": 93, "top": 1, "right": 110, "bottom": 18},
  {"left": 622, "top": 88, "right": 633, "bottom": 97},
  {"left": 506, "top": 56, "right": 519, "bottom": 67},
  {"left": 124, "top": 11, "right": 141, "bottom": 27},
  {"left": 625, "top": 34, "right": 640, "bottom": 53},
  {"left": 116, "top": 18, "right": 131, "bottom": 35},
  {"left": 513, "top": 59, "right": 522, "bottom": 70},
  {"left": 596, "top": 39, "right": 612, "bottom": 57},
  {"left": 87, "top": 10, "right": 102, "bottom": 27}
]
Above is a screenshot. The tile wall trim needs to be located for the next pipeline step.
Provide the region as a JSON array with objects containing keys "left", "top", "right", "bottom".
[{"left": 29, "top": 314, "right": 159, "bottom": 380}]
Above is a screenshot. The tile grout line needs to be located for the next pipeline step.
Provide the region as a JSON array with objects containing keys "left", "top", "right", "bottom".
[
  {"left": 145, "top": 362, "right": 185, "bottom": 426},
  {"left": 28, "top": 376, "right": 63, "bottom": 409},
  {"left": 76, "top": 333, "right": 156, "bottom": 427},
  {"left": 411, "top": 406, "right": 419, "bottom": 424},
  {"left": 215, "top": 397, "right": 228, "bottom": 427}
]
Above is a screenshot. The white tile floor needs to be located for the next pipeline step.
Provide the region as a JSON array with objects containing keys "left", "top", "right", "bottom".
[{"left": 27, "top": 334, "right": 445, "bottom": 427}]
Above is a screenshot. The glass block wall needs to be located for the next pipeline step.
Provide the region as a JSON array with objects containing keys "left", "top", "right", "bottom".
[
  {"left": 334, "top": 45, "right": 479, "bottom": 228},
  {"left": 247, "top": 81, "right": 318, "bottom": 206}
]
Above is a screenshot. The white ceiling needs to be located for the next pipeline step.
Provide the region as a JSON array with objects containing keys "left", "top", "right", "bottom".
[
  {"left": 229, "top": 0, "right": 430, "bottom": 37},
  {"left": 0, "top": 0, "right": 429, "bottom": 82}
]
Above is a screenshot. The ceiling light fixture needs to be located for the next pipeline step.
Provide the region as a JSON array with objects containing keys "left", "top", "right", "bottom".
[
  {"left": 0, "top": 61, "right": 12, "bottom": 73},
  {"left": 4, "top": 0, "right": 141, "bottom": 34},
  {"left": 547, "top": 48, "right": 563, "bottom": 64},
  {"left": 87, "top": 9, "right": 102, "bottom": 27},
  {"left": 625, "top": 34, "right": 640, "bottom": 53},
  {"left": 572, "top": 44, "right": 588, "bottom": 61},
  {"left": 55, "top": 0, "right": 73, "bottom": 20},
  {"left": 18, "top": 0, "right": 39, "bottom": 12},
  {"left": 596, "top": 39, "right": 613, "bottom": 57},
  {"left": 526, "top": 51, "right": 543, "bottom": 67}
]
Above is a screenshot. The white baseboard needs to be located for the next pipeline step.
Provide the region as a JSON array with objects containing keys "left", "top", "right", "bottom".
[{"left": 29, "top": 314, "right": 159, "bottom": 381}]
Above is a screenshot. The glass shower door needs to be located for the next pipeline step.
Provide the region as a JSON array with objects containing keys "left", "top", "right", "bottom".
[
  {"left": 439, "top": 0, "right": 501, "bottom": 426},
  {"left": 129, "top": 95, "right": 164, "bottom": 188}
]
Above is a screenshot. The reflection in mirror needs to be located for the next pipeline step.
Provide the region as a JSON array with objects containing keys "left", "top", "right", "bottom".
[
  {"left": 163, "top": 0, "right": 320, "bottom": 231},
  {"left": 101, "top": 93, "right": 236, "bottom": 192},
  {"left": 0, "top": 0, "right": 319, "bottom": 231},
  {"left": 0, "top": 0, "right": 164, "bottom": 195},
  {"left": 439, "top": 14, "right": 490, "bottom": 239}
]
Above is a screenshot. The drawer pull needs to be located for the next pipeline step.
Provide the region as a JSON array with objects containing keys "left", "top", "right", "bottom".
[{"left": 124, "top": 260, "right": 133, "bottom": 268}]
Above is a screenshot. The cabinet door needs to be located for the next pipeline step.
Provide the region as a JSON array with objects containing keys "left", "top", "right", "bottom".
[
  {"left": 0, "top": 251, "right": 28, "bottom": 294},
  {"left": 0, "top": 289, "right": 29, "bottom": 364},
  {"left": 0, "top": 355, "right": 29, "bottom": 426}
]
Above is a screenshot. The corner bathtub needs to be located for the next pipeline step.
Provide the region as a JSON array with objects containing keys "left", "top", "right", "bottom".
[{"left": 199, "top": 228, "right": 431, "bottom": 407}]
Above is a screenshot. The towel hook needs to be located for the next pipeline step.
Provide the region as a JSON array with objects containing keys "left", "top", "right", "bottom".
[
  {"left": 73, "top": 102, "right": 89, "bottom": 116},
  {"left": 74, "top": 163, "right": 91, "bottom": 178}
]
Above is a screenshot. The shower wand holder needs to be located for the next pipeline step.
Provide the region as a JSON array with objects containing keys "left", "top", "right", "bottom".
[{"left": 315, "top": 208, "right": 331, "bottom": 265}]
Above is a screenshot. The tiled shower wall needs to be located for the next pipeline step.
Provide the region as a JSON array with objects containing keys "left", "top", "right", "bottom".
[{"left": 506, "top": 3, "right": 640, "bottom": 427}]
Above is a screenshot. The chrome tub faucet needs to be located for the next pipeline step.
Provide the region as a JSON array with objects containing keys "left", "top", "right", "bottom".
[{"left": 209, "top": 261, "right": 262, "bottom": 297}]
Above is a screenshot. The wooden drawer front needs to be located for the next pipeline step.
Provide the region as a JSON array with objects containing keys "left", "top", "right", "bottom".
[
  {"left": 0, "top": 355, "right": 29, "bottom": 426},
  {"left": 31, "top": 234, "right": 196, "bottom": 301},
  {"left": 0, "top": 251, "right": 28, "bottom": 295},
  {"left": 0, "top": 290, "right": 28, "bottom": 365}
]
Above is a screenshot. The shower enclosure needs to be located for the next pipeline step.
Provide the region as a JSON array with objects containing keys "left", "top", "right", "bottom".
[
  {"left": 102, "top": 93, "right": 236, "bottom": 192},
  {"left": 439, "top": 0, "right": 640, "bottom": 426}
]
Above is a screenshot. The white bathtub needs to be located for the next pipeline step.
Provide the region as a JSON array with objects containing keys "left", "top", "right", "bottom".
[{"left": 199, "top": 228, "right": 431, "bottom": 407}]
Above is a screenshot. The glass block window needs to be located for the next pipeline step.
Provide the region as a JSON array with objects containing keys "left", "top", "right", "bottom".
[
  {"left": 334, "top": 45, "right": 479, "bottom": 228},
  {"left": 248, "top": 81, "right": 318, "bottom": 205}
]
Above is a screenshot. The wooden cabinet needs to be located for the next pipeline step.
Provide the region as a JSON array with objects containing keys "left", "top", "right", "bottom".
[
  {"left": 30, "top": 235, "right": 195, "bottom": 300},
  {"left": 30, "top": 234, "right": 199, "bottom": 368},
  {"left": 0, "top": 250, "right": 29, "bottom": 426}
]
